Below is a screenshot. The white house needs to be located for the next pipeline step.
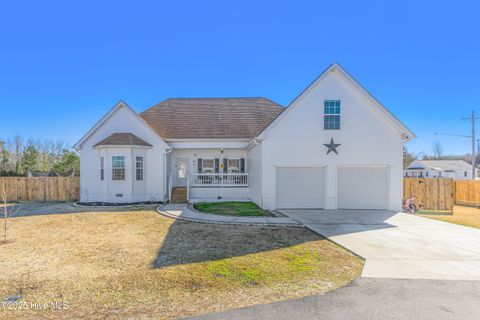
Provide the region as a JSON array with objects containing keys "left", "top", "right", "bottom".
[
  {"left": 74, "top": 63, "right": 414, "bottom": 211},
  {"left": 405, "top": 160, "right": 478, "bottom": 179}
]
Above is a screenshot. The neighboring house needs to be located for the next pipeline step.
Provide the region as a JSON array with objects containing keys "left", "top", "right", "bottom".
[
  {"left": 404, "top": 160, "right": 478, "bottom": 179},
  {"left": 73, "top": 63, "right": 414, "bottom": 211}
]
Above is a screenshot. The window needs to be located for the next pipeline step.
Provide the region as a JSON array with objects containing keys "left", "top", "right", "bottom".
[
  {"left": 136, "top": 157, "right": 144, "bottom": 181},
  {"left": 426, "top": 171, "right": 429, "bottom": 177},
  {"left": 465, "top": 171, "right": 468, "bottom": 177},
  {"left": 227, "top": 159, "right": 240, "bottom": 173},
  {"left": 100, "top": 157, "right": 104, "bottom": 181},
  {"left": 112, "top": 156, "right": 125, "bottom": 180},
  {"left": 202, "top": 159, "right": 215, "bottom": 173},
  {"left": 324, "top": 100, "right": 341, "bottom": 130}
]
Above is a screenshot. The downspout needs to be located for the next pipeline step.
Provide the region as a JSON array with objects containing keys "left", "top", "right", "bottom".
[
  {"left": 164, "top": 147, "right": 173, "bottom": 202},
  {"left": 253, "top": 138, "right": 262, "bottom": 145}
]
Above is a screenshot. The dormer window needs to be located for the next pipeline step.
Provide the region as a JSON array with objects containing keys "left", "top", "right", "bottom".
[{"left": 324, "top": 100, "right": 341, "bottom": 130}]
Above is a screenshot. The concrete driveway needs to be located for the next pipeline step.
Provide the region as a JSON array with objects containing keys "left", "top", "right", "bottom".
[{"left": 279, "top": 209, "right": 480, "bottom": 280}]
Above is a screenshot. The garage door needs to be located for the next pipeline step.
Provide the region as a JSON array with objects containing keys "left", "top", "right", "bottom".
[
  {"left": 337, "top": 167, "right": 388, "bottom": 209},
  {"left": 276, "top": 167, "right": 325, "bottom": 209}
]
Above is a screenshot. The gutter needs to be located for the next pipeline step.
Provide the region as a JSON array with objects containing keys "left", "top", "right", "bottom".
[{"left": 246, "top": 137, "right": 263, "bottom": 150}]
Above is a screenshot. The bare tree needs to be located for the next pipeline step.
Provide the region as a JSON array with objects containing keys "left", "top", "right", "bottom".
[
  {"left": 403, "top": 147, "right": 417, "bottom": 169},
  {"left": 432, "top": 141, "right": 444, "bottom": 159},
  {"left": 54, "top": 140, "right": 66, "bottom": 156},
  {"left": 12, "top": 135, "right": 24, "bottom": 175},
  {"left": 1, "top": 178, "right": 20, "bottom": 243},
  {"left": 0, "top": 136, "right": 74, "bottom": 176}
]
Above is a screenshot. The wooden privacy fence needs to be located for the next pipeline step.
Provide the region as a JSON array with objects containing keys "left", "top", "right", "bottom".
[
  {"left": 404, "top": 178, "right": 480, "bottom": 210},
  {"left": 455, "top": 180, "right": 480, "bottom": 207},
  {"left": 0, "top": 177, "right": 80, "bottom": 202},
  {"left": 403, "top": 178, "right": 455, "bottom": 211}
]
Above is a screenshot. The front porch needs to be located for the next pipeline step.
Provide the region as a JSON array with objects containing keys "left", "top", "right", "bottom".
[
  {"left": 166, "top": 147, "right": 251, "bottom": 203},
  {"left": 169, "top": 173, "right": 250, "bottom": 203}
]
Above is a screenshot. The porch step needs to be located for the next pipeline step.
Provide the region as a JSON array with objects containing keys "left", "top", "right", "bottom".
[{"left": 171, "top": 187, "right": 187, "bottom": 204}]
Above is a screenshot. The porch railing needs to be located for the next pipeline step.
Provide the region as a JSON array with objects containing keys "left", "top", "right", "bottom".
[{"left": 190, "top": 173, "right": 248, "bottom": 187}]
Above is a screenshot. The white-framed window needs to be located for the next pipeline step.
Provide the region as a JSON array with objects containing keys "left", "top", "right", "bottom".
[
  {"left": 324, "top": 100, "right": 341, "bottom": 130},
  {"left": 136, "top": 156, "right": 144, "bottom": 181},
  {"left": 100, "top": 156, "right": 104, "bottom": 181},
  {"left": 202, "top": 159, "right": 215, "bottom": 173},
  {"left": 112, "top": 156, "right": 125, "bottom": 181},
  {"left": 227, "top": 159, "right": 241, "bottom": 173},
  {"left": 465, "top": 171, "right": 468, "bottom": 177}
]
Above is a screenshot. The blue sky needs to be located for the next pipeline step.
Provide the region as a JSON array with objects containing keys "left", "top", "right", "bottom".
[{"left": 1, "top": 0, "right": 479, "bottom": 156}]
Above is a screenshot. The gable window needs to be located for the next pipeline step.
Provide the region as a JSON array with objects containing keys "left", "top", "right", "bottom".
[
  {"left": 136, "top": 156, "right": 144, "bottom": 181},
  {"left": 100, "top": 157, "right": 104, "bottom": 181},
  {"left": 202, "top": 159, "right": 215, "bottom": 174},
  {"left": 324, "top": 100, "right": 341, "bottom": 130},
  {"left": 112, "top": 156, "right": 125, "bottom": 181}
]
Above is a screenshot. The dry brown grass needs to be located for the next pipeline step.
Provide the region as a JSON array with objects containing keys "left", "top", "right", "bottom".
[
  {"left": 0, "top": 209, "right": 362, "bottom": 319},
  {"left": 419, "top": 205, "right": 480, "bottom": 229}
]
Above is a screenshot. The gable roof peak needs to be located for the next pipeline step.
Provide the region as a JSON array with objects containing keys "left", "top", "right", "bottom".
[{"left": 257, "top": 63, "right": 415, "bottom": 141}]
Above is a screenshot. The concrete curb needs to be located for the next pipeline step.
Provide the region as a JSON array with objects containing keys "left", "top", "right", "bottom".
[{"left": 156, "top": 205, "right": 304, "bottom": 228}]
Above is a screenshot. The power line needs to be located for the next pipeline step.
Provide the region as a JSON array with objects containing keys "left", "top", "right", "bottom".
[
  {"left": 462, "top": 111, "right": 480, "bottom": 179},
  {"left": 435, "top": 110, "right": 480, "bottom": 179}
]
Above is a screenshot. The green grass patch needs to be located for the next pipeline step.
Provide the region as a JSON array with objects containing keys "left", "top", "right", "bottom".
[
  {"left": 417, "top": 210, "right": 453, "bottom": 216},
  {"left": 205, "top": 244, "right": 333, "bottom": 286},
  {"left": 193, "top": 201, "right": 273, "bottom": 217}
]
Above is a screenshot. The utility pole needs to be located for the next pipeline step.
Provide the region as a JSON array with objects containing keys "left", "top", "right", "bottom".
[{"left": 461, "top": 111, "right": 480, "bottom": 179}]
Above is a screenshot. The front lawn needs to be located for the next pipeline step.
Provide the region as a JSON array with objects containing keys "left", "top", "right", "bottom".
[
  {"left": 418, "top": 205, "right": 480, "bottom": 229},
  {"left": 193, "top": 201, "right": 273, "bottom": 216},
  {"left": 0, "top": 209, "right": 362, "bottom": 319}
]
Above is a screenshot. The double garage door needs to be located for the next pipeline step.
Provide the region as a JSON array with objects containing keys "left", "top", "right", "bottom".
[{"left": 276, "top": 167, "right": 388, "bottom": 209}]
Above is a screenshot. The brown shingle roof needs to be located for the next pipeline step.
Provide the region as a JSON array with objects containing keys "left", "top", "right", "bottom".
[
  {"left": 139, "top": 97, "right": 284, "bottom": 139},
  {"left": 93, "top": 133, "right": 152, "bottom": 147}
]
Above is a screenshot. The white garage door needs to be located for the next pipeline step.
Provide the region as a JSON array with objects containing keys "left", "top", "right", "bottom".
[
  {"left": 337, "top": 167, "right": 388, "bottom": 209},
  {"left": 276, "top": 167, "right": 325, "bottom": 209}
]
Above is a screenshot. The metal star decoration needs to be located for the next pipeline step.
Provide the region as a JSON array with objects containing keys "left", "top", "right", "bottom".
[{"left": 323, "top": 138, "right": 341, "bottom": 155}]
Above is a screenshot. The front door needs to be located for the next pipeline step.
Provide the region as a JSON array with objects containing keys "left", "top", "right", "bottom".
[{"left": 175, "top": 158, "right": 189, "bottom": 186}]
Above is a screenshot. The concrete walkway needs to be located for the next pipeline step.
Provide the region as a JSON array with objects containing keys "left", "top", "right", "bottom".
[
  {"left": 157, "top": 204, "right": 302, "bottom": 227},
  {"left": 191, "top": 278, "right": 480, "bottom": 320},
  {"left": 279, "top": 209, "right": 480, "bottom": 280}
]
